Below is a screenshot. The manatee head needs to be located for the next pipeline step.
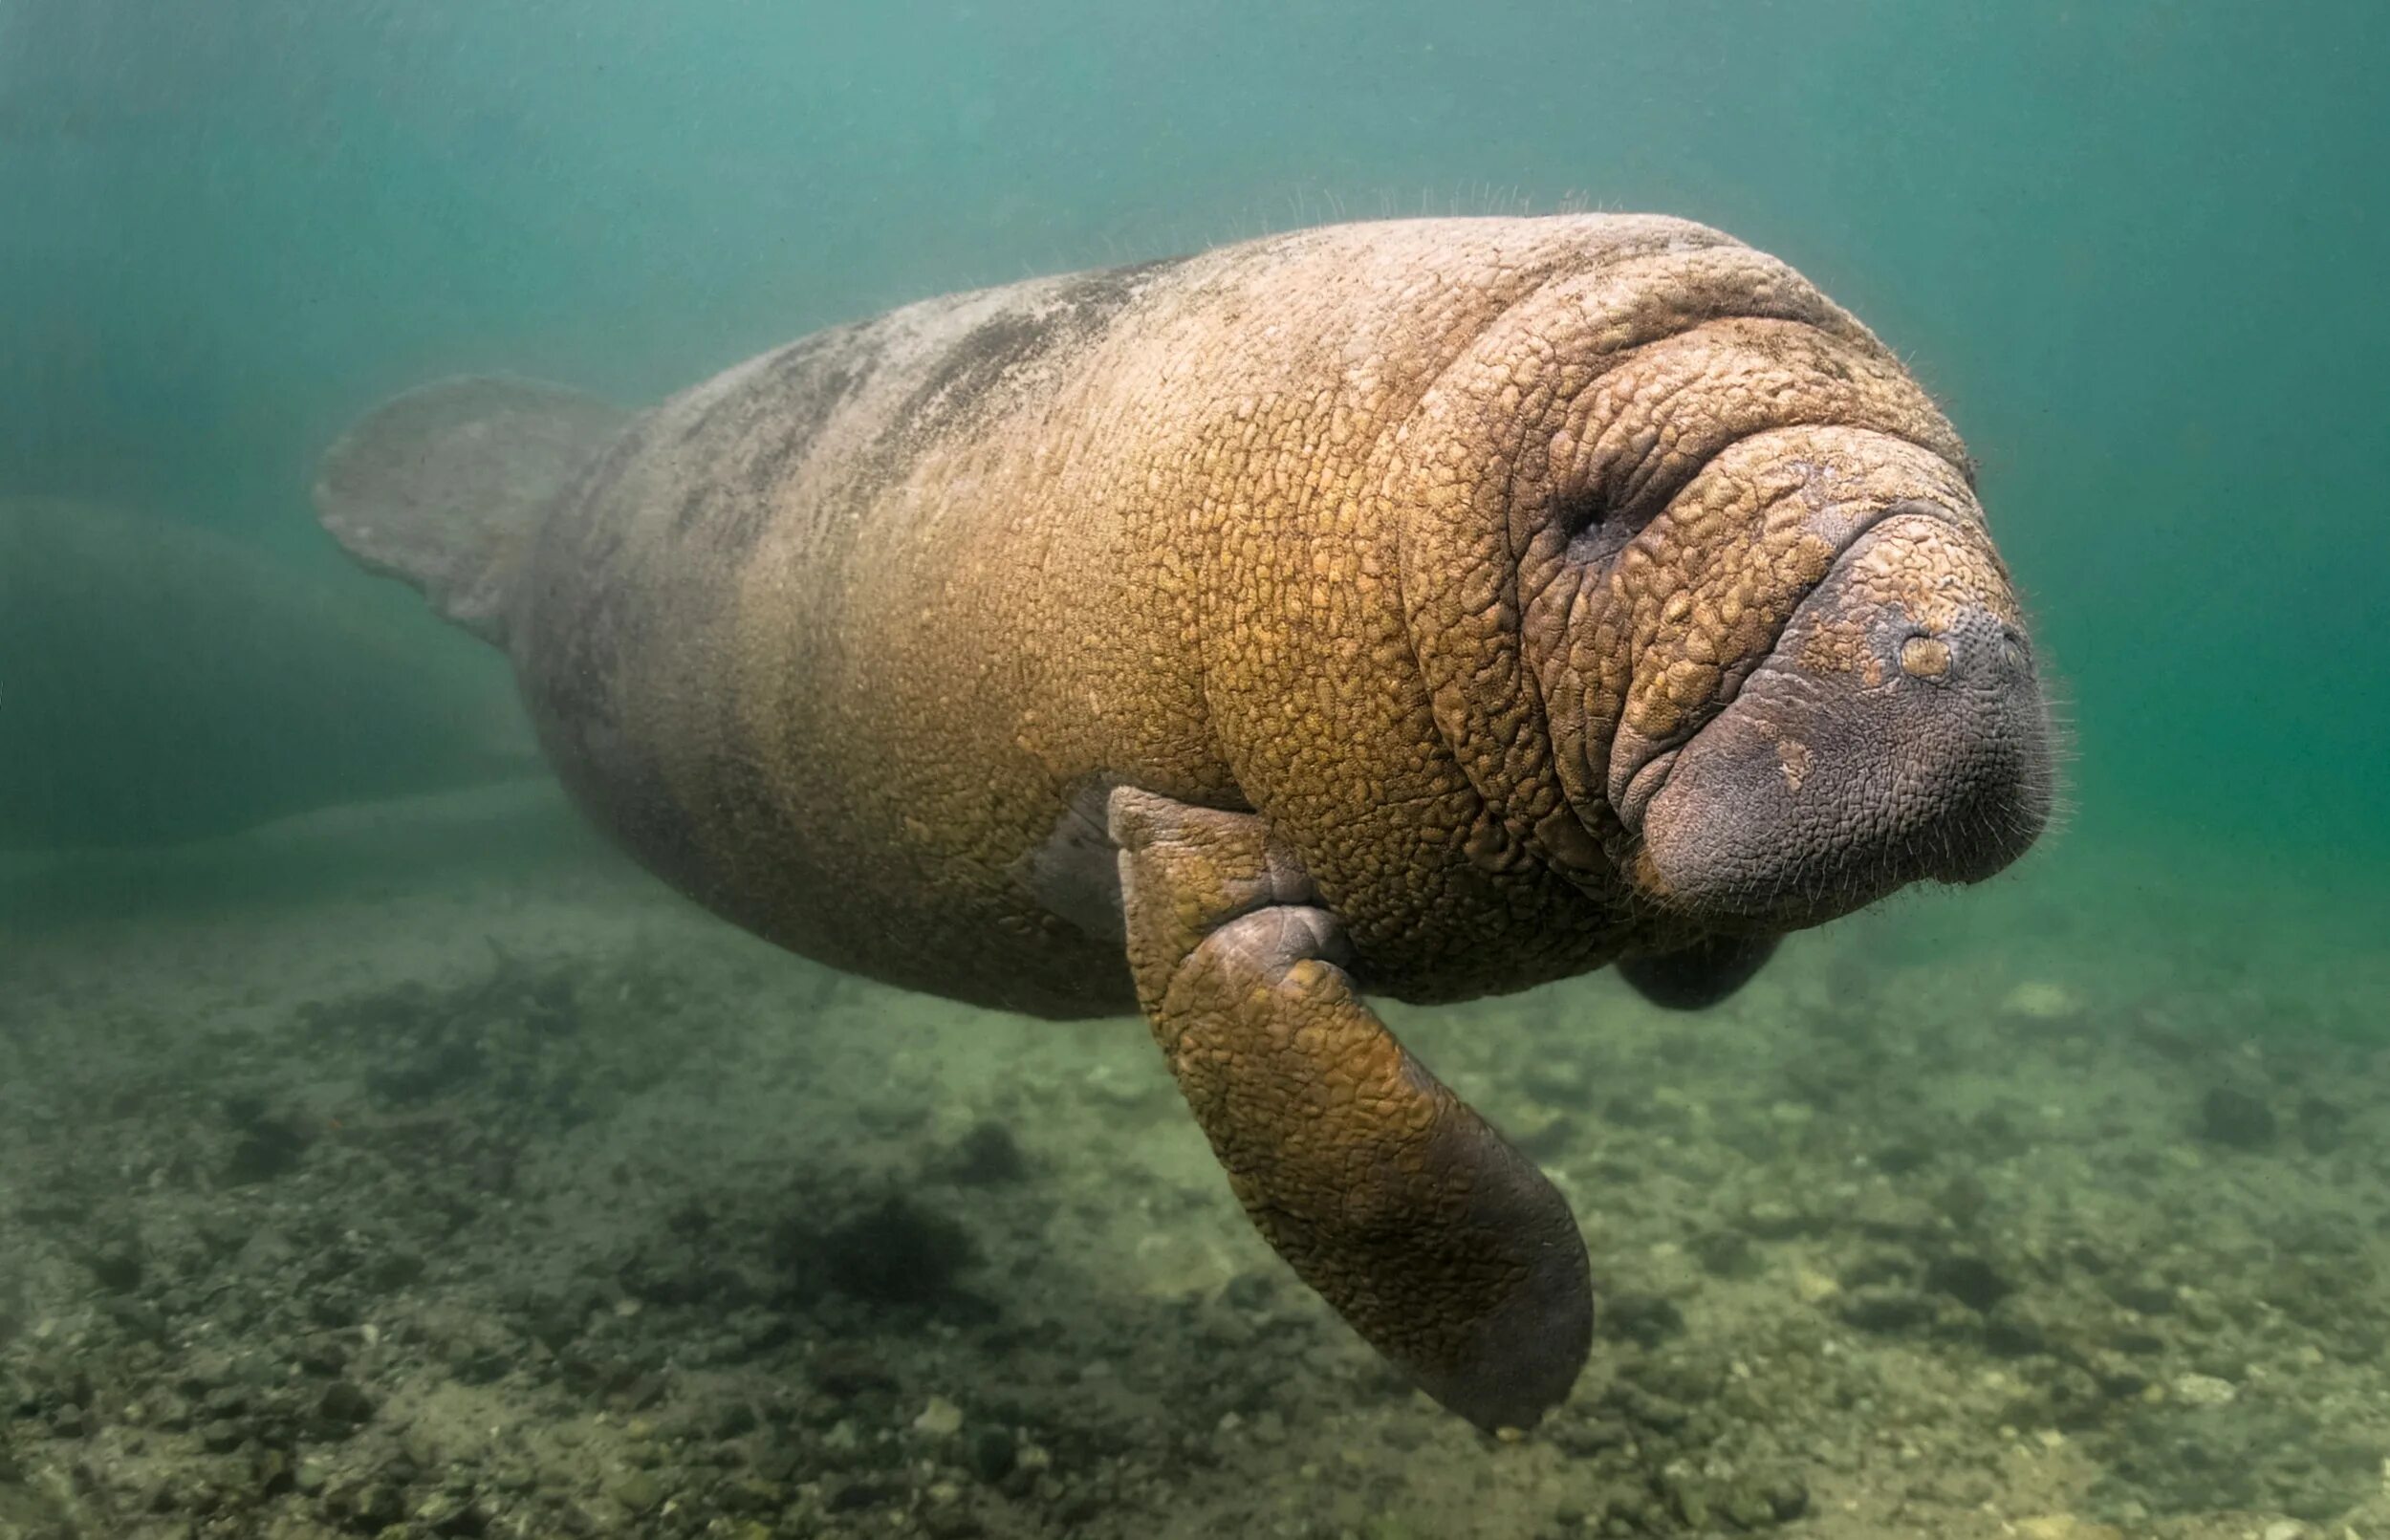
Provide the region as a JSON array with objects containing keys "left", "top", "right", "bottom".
[{"left": 1391, "top": 226, "right": 2053, "bottom": 939}]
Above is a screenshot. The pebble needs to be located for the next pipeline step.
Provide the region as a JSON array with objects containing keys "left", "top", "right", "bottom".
[
  {"left": 913, "top": 1395, "right": 964, "bottom": 1437},
  {"left": 316, "top": 1378, "right": 377, "bottom": 1426},
  {"left": 1741, "top": 1200, "right": 1813, "bottom": 1240},
  {"left": 1838, "top": 1286, "right": 1938, "bottom": 1333},
  {"left": 608, "top": 1471, "right": 664, "bottom": 1514},
  {"left": 967, "top": 1426, "right": 1017, "bottom": 1484},
  {"left": 2015, "top": 1517, "right": 2120, "bottom": 1540}
]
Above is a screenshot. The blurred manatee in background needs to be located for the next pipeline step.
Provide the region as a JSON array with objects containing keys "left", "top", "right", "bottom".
[{"left": 0, "top": 497, "right": 538, "bottom": 851}]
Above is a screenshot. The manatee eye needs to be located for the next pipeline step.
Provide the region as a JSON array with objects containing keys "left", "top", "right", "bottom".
[
  {"left": 1559, "top": 490, "right": 1634, "bottom": 567},
  {"left": 1899, "top": 633, "right": 1952, "bottom": 681}
]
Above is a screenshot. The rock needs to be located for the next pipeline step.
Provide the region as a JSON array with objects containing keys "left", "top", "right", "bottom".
[
  {"left": 250, "top": 1453, "right": 296, "bottom": 1501},
  {"left": 815, "top": 1198, "right": 978, "bottom": 1304},
  {"left": 1597, "top": 1291, "right": 1685, "bottom": 1349},
  {"left": 608, "top": 1471, "right": 665, "bottom": 1514},
  {"left": 2196, "top": 1088, "right": 2277, "bottom": 1149},
  {"left": 1936, "top": 1173, "right": 1992, "bottom": 1228},
  {"left": 967, "top": 1426, "right": 1017, "bottom": 1484},
  {"left": 829, "top": 1477, "right": 902, "bottom": 1511},
  {"left": 1660, "top": 1466, "right": 1802, "bottom": 1529},
  {"left": 414, "top": 1491, "right": 489, "bottom": 1536},
  {"left": 221, "top": 1103, "right": 315, "bottom": 1185},
  {"left": 517, "top": 1291, "right": 593, "bottom": 1353},
  {"left": 322, "top": 1475, "right": 406, "bottom": 1529},
  {"left": 1666, "top": 1474, "right": 1716, "bottom": 1529},
  {"left": 913, "top": 1395, "right": 965, "bottom": 1437},
  {"left": 1760, "top": 1474, "right": 1810, "bottom": 1521},
  {"left": 1505, "top": 1105, "right": 1576, "bottom": 1160},
  {"left": 1738, "top": 1199, "right": 1814, "bottom": 1240},
  {"left": 1870, "top": 1138, "right": 1934, "bottom": 1176},
  {"left": 2103, "top": 1273, "right": 2177, "bottom": 1315},
  {"left": 84, "top": 1242, "right": 144, "bottom": 1295},
  {"left": 317, "top": 1379, "right": 377, "bottom": 1427},
  {"left": 2292, "top": 1095, "right": 2349, "bottom": 1155},
  {"left": 923, "top": 1508, "right": 987, "bottom": 1540},
  {"left": 366, "top": 1247, "right": 427, "bottom": 1291},
  {"left": 1548, "top": 1416, "right": 1630, "bottom": 1459},
  {"left": 1925, "top": 1253, "right": 2013, "bottom": 1312},
  {"left": 2015, "top": 1518, "right": 2121, "bottom": 1540},
  {"left": 1608, "top": 1385, "right": 1692, "bottom": 1435},
  {"left": 1838, "top": 1287, "right": 1938, "bottom": 1334},
  {"left": 810, "top": 1344, "right": 898, "bottom": 1399},
  {"left": 1688, "top": 1228, "right": 1760, "bottom": 1280},
  {"left": 750, "top": 1441, "right": 804, "bottom": 1483},
  {"left": 717, "top": 1477, "right": 786, "bottom": 1514},
  {"left": 1521, "top": 1056, "right": 1598, "bottom": 1109},
  {"left": 1982, "top": 1296, "right": 2058, "bottom": 1358},
  {"left": 2087, "top": 1351, "right": 2151, "bottom": 1399},
  {"left": 942, "top": 1121, "right": 1028, "bottom": 1185}
]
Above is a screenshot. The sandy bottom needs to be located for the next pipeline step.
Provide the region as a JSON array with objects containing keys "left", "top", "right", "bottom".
[{"left": 3, "top": 786, "right": 2387, "bottom": 1540}]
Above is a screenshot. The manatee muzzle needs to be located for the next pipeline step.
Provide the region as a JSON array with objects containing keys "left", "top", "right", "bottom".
[{"left": 1621, "top": 509, "right": 2053, "bottom": 924}]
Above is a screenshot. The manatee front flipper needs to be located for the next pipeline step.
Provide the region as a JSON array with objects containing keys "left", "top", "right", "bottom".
[
  {"left": 1108, "top": 787, "right": 1593, "bottom": 1432},
  {"left": 1617, "top": 935, "right": 1777, "bottom": 1011}
]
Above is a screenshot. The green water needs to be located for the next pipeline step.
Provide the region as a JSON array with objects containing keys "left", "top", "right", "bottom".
[
  {"left": 6, "top": 0, "right": 2384, "bottom": 865},
  {"left": 5, "top": 8, "right": 2390, "bottom": 1534},
  {"left": 7, "top": 1, "right": 2384, "bottom": 863}
]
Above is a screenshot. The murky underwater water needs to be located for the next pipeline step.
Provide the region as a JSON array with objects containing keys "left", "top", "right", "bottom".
[{"left": 3, "top": 4, "right": 2386, "bottom": 1537}]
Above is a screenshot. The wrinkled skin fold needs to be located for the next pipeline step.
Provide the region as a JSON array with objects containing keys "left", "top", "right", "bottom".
[{"left": 315, "top": 215, "right": 2054, "bottom": 1432}]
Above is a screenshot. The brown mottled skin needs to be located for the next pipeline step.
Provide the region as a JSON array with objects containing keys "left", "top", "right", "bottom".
[{"left": 317, "top": 215, "right": 2054, "bottom": 1432}]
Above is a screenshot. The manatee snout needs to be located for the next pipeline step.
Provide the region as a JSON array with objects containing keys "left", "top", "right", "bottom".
[{"left": 1627, "top": 507, "right": 2053, "bottom": 923}]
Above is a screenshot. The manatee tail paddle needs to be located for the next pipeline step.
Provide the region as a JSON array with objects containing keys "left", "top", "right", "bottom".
[{"left": 314, "top": 377, "right": 627, "bottom": 644}]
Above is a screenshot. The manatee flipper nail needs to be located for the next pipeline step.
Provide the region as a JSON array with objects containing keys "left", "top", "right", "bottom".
[
  {"left": 1108, "top": 787, "right": 1593, "bottom": 1432},
  {"left": 1618, "top": 934, "right": 1779, "bottom": 1010}
]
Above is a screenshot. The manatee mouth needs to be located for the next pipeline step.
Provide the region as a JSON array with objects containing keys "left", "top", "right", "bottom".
[
  {"left": 1616, "top": 508, "right": 2054, "bottom": 926},
  {"left": 1615, "top": 744, "right": 1685, "bottom": 835},
  {"left": 1606, "top": 495, "right": 1925, "bottom": 838}
]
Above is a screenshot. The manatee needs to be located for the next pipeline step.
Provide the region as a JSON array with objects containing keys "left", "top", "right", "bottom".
[
  {"left": 0, "top": 497, "right": 533, "bottom": 850},
  {"left": 315, "top": 215, "right": 2054, "bottom": 1431}
]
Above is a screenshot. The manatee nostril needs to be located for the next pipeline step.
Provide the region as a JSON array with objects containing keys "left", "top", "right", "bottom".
[{"left": 1897, "top": 633, "right": 1952, "bottom": 682}]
